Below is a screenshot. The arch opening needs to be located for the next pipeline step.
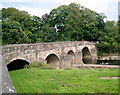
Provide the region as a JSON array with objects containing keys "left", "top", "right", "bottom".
[
  {"left": 45, "top": 54, "right": 60, "bottom": 68},
  {"left": 67, "top": 50, "right": 75, "bottom": 56},
  {"left": 67, "top": 50, "right": 75, "bottom": 64},
  {"left": 7, "top": 59, "right": 30, "bottom": 71},
  {"left": 82, "top": 47, "right": 92, "bottom": 64}
]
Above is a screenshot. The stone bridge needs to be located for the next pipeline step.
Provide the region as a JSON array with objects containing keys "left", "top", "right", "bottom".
[{"left": 2, "top": 41, "right": 97, "bottom": 71}]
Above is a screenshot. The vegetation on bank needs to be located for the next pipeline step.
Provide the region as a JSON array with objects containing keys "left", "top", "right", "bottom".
[
  {"left": 1, "top": 3, "right": 120, "bottom": 54},
  {"left": 10, "top": 67, "right": 119, "bottom": 93}
]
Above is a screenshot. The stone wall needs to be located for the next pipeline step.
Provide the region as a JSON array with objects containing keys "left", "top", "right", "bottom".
[
  {"left": 2, "top": 41, "right": 97, "bottom": 69},
  {"left": 1, "top": 41, "right": 97, "bottom": 93}
]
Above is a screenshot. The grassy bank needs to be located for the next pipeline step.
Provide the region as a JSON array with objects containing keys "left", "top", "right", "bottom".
[{"left": 9, "top": 68, "right": 119, "bottom": 93}]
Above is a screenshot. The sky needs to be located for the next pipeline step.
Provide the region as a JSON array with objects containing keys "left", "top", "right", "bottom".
[{"left": 0, "top": 0, "right": 119, "bottom": 21}]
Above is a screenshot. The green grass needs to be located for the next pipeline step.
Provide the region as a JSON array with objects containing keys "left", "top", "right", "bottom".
[{"left": 9, "top": 67, "right": 119, "bottom": 93}]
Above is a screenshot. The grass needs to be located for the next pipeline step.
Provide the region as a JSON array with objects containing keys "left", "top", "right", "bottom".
[{"left": 9, "top": 67, "right": 119, "bottom": 93}]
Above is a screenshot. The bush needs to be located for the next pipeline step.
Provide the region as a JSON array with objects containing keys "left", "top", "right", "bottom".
[
  {"left": 27, "top": 62, "right": 56, "bottom": 69},
  {"left": 43, "top": 64, "right": 56, "bottom": 69}
]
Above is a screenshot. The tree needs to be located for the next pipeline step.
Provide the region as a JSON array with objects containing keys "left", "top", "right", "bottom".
[
  {"left": 2, "top": 5, "right": 119, "bottom": 54},
  {"left": 2, "top": 19, "right": 31, "bottom": 44},
  {"left": 1, "top": 7, "right": 45, "bottom": 44},
  {"left": 48, "top": 3, "right": 105, "bottom": 41},
  {"left": 97, "top": 21, "right": 119, "bottom": 54}
]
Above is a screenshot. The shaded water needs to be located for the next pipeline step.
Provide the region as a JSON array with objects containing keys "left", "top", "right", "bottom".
[{"left": 97, "top": 60, "right": 120, "bottom": 65}]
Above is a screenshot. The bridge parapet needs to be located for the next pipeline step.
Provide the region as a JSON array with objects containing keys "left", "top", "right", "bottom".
[
  {"left": 2, "top": 41, "right": 97, "bottom": 69},
  {"left": 2, "top": 41, "right": 94, "bottom": 53}
]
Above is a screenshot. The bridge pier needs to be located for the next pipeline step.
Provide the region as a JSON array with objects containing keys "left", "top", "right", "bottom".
[
  {"left": 60, "top": 54, "right": 73, "bottom": 69},
  {"left": 74, "top": 52, "right": 83, "bottom": 65}
]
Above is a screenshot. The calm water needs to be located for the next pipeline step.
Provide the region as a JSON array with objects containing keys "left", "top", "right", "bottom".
[{"left": 97, "top": 60, "right": 120, "bottom": 65}]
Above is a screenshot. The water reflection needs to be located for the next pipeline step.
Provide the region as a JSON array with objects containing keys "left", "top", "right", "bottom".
[{"left": 97, "top": 60, "right": 120, "bottom": 65}]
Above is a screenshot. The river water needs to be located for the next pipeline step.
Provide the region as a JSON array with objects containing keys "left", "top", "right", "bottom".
[{"left": 97, "top": 60, "right": 120, "bottom": 65}]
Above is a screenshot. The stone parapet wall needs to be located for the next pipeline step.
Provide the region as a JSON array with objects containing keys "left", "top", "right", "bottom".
[
  {"left": 1, "top": 41, "right": 97, "bottom": 93},
  {"left": 2, "top": 41, "right": 97, "bottom": 68}
]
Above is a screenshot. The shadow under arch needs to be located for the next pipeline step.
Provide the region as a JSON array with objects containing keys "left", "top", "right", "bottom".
[
  {"left": 82, "top": 47, "right": 92, "bottom": 64},
  {"left": 45, "top": 53, "right": 60, "bottom": 68},
  {"left": 67, "top": 50, "right": 75, "bottom": 56},
  {"left": 7, "top": 59, "right": 30, "bottom": 71},
  {"left": 67, "top": 50, "right": 75, "bottom": 64}
]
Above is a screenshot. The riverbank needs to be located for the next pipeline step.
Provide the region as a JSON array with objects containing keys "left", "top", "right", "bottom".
[
  {"left": 10, "top": 67, "right": 119, "bottom": 93},
  {"left": 98, "top": 54, "right": 120, "bottom": 60}
]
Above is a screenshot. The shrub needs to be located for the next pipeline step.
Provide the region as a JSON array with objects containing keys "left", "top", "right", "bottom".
[
  {"left": 43, "top": 64, "right": 56, "bottom": 69},
  {"left": 26, "top": 62, "right": 56, "bottom": 69}
]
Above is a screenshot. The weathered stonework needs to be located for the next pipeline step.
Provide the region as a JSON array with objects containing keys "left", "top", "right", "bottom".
[
  {"left": 1, "top": 41, "right": 97, "bottom": 93},
  {"left": 2, "top": 41, "right": 97, "bottom": 69}
]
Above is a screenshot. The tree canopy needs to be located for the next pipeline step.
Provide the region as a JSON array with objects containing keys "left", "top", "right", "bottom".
[{"left": 1, "top": 3, "right": 119, "bottom": 54}]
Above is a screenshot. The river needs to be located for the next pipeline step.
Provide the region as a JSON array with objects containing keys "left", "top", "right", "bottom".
[{"left": 97, "top": 60, "right": 120, "bottom": 65}]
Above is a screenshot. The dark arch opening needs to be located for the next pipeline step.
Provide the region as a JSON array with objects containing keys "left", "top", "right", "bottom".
[
  {"left": 82, "top": 47, "right": 92, "bottom": 64},
  {"left": 7, "top": 59, "right": 30, "bottom": 71},
  {"left": 45, "top": 54, "right": 60, "bottom": 68},
  {"left": 67, "top": 50, "right": 75, "bottom": 66},
  {"left": 67, "top": 50, "right": 75, "bottom": 56}
]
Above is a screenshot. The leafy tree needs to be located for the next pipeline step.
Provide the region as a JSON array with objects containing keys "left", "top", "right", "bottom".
[
  {"left": 97, "top": 21, "right": 119, "bottom": 54},
  {"left": 1, "top": 7, "right": 45, "bottom": 44},
  {"left": 2, "top": 19, "right": 31, "bottom": 44},
  {"left": 48, "top": 3, "right": 105, "bottom": 41},
  {"left": 41, "top": 24, "right": 57, "bottom": 42},
  {"left": 1, "top": 5, "right": 119, "bottom": 54}
]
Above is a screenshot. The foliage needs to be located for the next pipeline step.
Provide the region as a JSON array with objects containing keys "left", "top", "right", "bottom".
[
  {"left": 1, "top": 4, "right": 119, "bottom": 54},
  {"left": 96, "top": 21, "right": 119, "bottom": 54},
  {"left": 1, "top": 8, "right": 44, "bottom": 44},
  {"left": 48, "top": 3, "right": 105, "bottom": 41},
  {"left": 2, "top": 19, "right": 31, "bottom": 44},
  {"left": 10, "top": 68, "right": 119, "bottom": 93},
  {"left": 28, "top": 62, "right": 56, "bottom": 69}
]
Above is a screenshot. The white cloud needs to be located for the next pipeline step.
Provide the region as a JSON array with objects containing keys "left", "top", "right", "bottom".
[
  {"left": 58, "top": 0, "right": 119, "bottom": 21},
  {"left": 0, "top": 3, "right": 50, "bottom": 17},
  {"left": 18, "top": 7, "right": 50, "bottom": 17},
  {"left": 47, "top": 0, "right": 119, "bottom": 21},
  {"left": 1, "top": 0, "right": 119, "bottom": 21},
  {"left": 0, "top": 3, "right": 7, "bottom": 10}
]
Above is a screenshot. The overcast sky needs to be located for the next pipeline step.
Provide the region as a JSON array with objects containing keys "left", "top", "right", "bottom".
[{"left": 1, "top": 0, "right": 119, "bottom": 21}]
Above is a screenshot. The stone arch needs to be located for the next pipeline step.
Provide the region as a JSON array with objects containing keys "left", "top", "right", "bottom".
[
  {"left": 67, "top": 50, "right": 75, "bottom": 56},
  {"left": 45, "top": 53, "right": 60, "bottom": 68},
  {"left": 7, "top": 59, "right": 30, "bottom": 71},
  {"left": 67, "top": 50, "right": 75, "bottom": 65},
  {"left": 82, "top": 47, "right": 92, "bottom": 64}
]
